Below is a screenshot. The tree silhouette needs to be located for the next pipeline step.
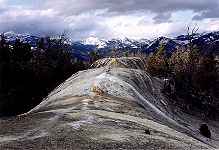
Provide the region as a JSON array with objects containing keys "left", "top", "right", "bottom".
[{"left": 0, "top": 34, "right": 88, "bottom": 117}]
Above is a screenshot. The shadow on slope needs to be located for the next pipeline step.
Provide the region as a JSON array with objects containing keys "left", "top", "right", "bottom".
[{"left": 0, "top": 57, "right": 218, "bottom": 149}]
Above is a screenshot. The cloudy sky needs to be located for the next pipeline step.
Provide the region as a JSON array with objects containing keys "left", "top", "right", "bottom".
[{"left": 0, "top": 0, "right": 219, "bottom": 40}]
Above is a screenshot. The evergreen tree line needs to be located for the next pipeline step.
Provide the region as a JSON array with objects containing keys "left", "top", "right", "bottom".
[{"left": 0, "top": 34, "right": 87, "bottom": 116}]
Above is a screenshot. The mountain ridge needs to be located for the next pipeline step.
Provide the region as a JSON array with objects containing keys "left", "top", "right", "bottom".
[{"left": 2, "top": 31, "right": 219, "bottom": 61}]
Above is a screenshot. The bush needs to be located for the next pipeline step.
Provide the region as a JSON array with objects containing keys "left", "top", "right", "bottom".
[
  {"left": 147, "top": 45, "right": 169, "bottom": 77},
  {"left": 165, "top": 47, "right": 219, "bottom": 119}
]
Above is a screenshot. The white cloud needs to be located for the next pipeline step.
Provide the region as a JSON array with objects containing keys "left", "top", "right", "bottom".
[
  {"left": 0, "top": 7, "right": 66, "bottom": 36},
  {"left": 207, "top": 20, "right": 219, "bottom": 31},
  {"left": 102, "top": 14, "right": 169, "bottom": 39},
  {"left": 0, "top": 0, "right": 5, "bottom": 5},
  {"left": 0, "top": 0, "right": 218, "bottom": 40}
]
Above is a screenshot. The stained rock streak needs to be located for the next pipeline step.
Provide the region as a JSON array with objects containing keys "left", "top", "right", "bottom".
[{"left": 0, "top": 57, "right": 218, "bottom": 149}]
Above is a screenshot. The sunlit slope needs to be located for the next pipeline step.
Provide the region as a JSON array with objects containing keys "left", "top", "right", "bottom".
[{"left": 0, "top": 57, "right": 218, "bottom": 149}]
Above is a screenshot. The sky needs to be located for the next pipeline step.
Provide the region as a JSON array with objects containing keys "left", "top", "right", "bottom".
[{"left": 0, "top": 0, "right": 219, "bottom": 40}]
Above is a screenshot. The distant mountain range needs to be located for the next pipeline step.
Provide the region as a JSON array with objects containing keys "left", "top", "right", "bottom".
[
  {"left": 3, "top": 31, "right": 219, "bottom": 61},
  {"left": 3, "top": 31, "right": 39, "bottom": 47}
]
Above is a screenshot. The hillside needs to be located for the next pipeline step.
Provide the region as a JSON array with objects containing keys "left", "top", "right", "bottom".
[{"left": 0, "top": 57, "right": 218, "bottom": 149}]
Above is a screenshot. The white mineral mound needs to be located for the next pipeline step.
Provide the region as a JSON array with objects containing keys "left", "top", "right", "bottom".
[{"left": 0, "top": 57, "right": 218, "bottom": 149}]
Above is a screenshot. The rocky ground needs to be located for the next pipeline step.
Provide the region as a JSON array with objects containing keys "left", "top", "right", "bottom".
[{"left": 0, "top": 57, "right": 218, "bottom": 149}]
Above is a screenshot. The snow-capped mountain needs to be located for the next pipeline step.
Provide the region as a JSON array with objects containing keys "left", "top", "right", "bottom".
[
  {"left": 71, "top": 37, "right": 151, "bottom": 60},
  {"left": 81, "top": 36, "right": 107, "bottom": 49},
  {"left": 146, "top": 36, "right": 182, "bottom": 55},
  {"left": 3, "top": 31, "right": 39, "bottom": 47},
  {"left": 175, "top": 32, "right": 219, "bottom": 45},
  {"left": 80, "top": 37, "right": 149, "bottom": 50},
  {"left": 2, "top": 31, "right": 219, "bottom": 61}
]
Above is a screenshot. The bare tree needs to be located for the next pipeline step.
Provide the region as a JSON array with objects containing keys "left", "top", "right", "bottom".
[{"left": 187, "top": 24, "right": 199, "bottom": 51}]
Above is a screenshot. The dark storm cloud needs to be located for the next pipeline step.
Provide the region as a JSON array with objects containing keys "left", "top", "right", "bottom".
[
  {"left": 44, "top": 0, "right": 219, "bottom": 20},
  {"left": 0, "top": 8, "right": 67, "bottom": 36},
  {"left": 153, "top": 12, "right": 172, "bottom": 23},
  {"left": 66, "top": 14, "right": 113, "bottom": 39},
  {"left": 193, "top": 6, "right": 219, "bottom": 20},
  {"left": 0, "top": 0, "right": 218, "bottom": 39},
  {"left": 0, "top": 19, "right": 66, "bottom": 37}
]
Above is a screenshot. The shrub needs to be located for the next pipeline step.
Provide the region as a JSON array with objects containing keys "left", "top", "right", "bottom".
[
  {"left": 165, "top": 46, "right": 219, "bottom": 119},
  {"left": 147, "top": 45, "right": 169, "bottom": 77}
]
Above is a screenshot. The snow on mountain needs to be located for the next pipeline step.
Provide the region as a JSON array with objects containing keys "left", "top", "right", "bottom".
[
  {"left": 122, "top": 38, "right": 139, "bottom": 48},
  {"left": 80, "top": 37, "right": 150, "bottom": 50},
  {"left": 2, "top": 31, "right": 219, "bottom": 60},
  {"left": 139, "top": 39, "right": 151, "bottom": 45},
  {"left": 146, "top": 36, "right": 182, "bottom": 55},
  {"left": 81, "top": 36, "right": 107, "bottom": 49},
  {"left": 3, "top": 31, "right": 39, "bottom": 47}
]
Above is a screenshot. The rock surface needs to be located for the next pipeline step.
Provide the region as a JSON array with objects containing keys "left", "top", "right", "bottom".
[{"left": 0, "top": 57, "right": 218, "bottom": 149}]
